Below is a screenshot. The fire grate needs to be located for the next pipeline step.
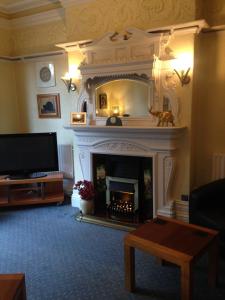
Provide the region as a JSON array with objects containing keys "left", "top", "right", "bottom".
[{"left": 107, "top": 191, "right": 137, "bottom": 222}]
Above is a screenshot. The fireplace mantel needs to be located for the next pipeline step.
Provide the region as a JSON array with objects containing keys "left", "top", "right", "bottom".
[
  {"left": 66, "top": 125, "right": 186, "bottom": 149},
  {"left": 65, "top": 125, "right": 186, "bottom": 140},
  {"left": 66, "top": 125, "right": 185, "bottom": 135},
  {"left": 67, "top": 125, "right": 186, "bottom": 219}
]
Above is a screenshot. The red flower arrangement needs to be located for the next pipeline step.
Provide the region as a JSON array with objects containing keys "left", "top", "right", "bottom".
[{"left": 74, "top": 180, "right": 95, "bottom": 201}]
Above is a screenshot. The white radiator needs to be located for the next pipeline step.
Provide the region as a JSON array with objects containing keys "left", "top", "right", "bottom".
[
  {"left": 212, "top": 153, "right": 225, "bottom": 180},
  {"left": 57, "top": 144, "right": 74, "bottom": 179}
]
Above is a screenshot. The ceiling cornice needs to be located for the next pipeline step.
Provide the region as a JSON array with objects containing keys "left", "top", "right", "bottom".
[
  {"left": 60, "top": 0, "right": 93, "bottom": 8},
  {"left": 11, "top": 7, "right": 65, "bottom": 28},
  {"left": 0, "top": 0, "right": 60, "bottom": 14},
  {"left": 0, "top": 7, "right": 64, "bottom": 29},
  {"left": 0, "top": 0, "right": 93, "bottom": 25},
  {"left": 0, "top": 0, "right": 94, "bottom": 14}
]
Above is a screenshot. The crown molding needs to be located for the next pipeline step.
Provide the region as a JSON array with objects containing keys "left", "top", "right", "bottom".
[
  {"left": 0, "top": 0, "right": 91, "bottom": 29},
  {"left": 1, "top": 0, "right": 60, "bottom": 14},
  {"left": 60, "top": 0, "right": 93, "bottom": 8},
  {"left": 0, "top": 49, "right": 65, "bottom": 62},
  {"left": 10, "top": 8, "right": 64, "bottom": 28},
  {"left": 148, "top": 19, "right": 209, "bottom": 35}
]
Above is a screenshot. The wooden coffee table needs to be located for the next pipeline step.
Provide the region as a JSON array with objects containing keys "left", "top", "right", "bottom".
[
  {"left": 0, "top": 273, "right": 27, "bottom": 300},
  {"left": 124, "top": 216, "right": 219, "bottom": 300}
]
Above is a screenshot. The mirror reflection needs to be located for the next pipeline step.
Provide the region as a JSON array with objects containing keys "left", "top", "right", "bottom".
[{"left": 95, "top": 79, "right": 152, "bottom": 118}]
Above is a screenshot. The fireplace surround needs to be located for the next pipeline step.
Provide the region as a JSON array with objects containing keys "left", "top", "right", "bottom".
[{"left": 68, "top": 125, "right": 186, "bottom": 220}]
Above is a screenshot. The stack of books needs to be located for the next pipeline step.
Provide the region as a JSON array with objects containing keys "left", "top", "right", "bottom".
[{"left": 175, "top": 199, "right": 189, "bottom": 223}]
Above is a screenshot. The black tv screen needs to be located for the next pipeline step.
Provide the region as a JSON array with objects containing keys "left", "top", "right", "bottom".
[{"left": 0, "top": 132, "right": 59, "bottom": 179}]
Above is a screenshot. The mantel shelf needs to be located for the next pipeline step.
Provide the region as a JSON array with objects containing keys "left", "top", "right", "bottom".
[{"left": 64, "top": 125, "right": 186, "bottom": 139}]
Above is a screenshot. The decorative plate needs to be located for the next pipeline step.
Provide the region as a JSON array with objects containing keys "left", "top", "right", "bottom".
[
  {"left": 36, "top": 62, "right": 55, "bottom": 88},
  {"left": 40, "top": 66, "right": 52, "bottom": 82}
]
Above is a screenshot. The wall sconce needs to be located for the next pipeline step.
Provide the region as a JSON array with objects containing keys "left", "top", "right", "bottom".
[
  {"left": 173, "top": 68, "right": 191, "bottom": 86},
  {"left": 61, "top": 74, "right": 76, "bottom": 92},
  {"left": 62, "top": 78, "right": 76, "bottom": 92},
  {"left": 171, "top": 53, "right": 192, "bottom": 86}
]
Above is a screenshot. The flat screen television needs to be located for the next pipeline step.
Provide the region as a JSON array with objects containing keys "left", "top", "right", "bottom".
[{"left": 0, "top": 132, "right": 59, "bottom": 179}]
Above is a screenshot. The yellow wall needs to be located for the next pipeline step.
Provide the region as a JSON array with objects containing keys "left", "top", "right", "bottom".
[
  {"left": 191, "top": 30, "right": 225, "bottom": 187},
  {"left": 0, "top": 60, "right": 20, "bottom": 132},
  {"left": 203, "top": 0, "right": 225, "bottom": 26},
  {"left": 14, "top": 53, "right": 75, "bottom": 145}
]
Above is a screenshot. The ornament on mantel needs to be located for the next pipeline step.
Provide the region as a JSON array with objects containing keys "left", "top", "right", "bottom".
[{"left": 149, "top": 106, "right": 175, "bottom": 127}]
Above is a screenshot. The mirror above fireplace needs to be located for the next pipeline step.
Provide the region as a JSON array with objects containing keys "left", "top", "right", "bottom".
[
  {"left": 57, "top": 27, "right": 182, "bottom": 126},
  {"left": 96, "top": 79, "right": 149, "bottom": 117},
  {"left": 74, "top": 28, "right": 163, "bottom": 126},
  {"left": 95, "top": 77, "right": 153, "bottom": 118},
  {"left": 57, "top": 23, "right": 206, "bottom": 128}
]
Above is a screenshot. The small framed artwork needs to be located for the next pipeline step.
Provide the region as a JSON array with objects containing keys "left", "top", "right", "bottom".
[
  {"left": 36, "top": 62, "right": 55, "bottom": 88},
  {"left": 37, "top": 93, "right": 61, "bottom": 118},
  {"left": 71, "top": 112, "right": 86, "bottom": 125},
  {"left": 99, "top": 93, "right": 107, "bottom": 109}
]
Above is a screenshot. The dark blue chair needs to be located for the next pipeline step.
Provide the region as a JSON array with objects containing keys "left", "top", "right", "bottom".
[{"left": 189, "top": 178, "right": 225, "bottom": 257}]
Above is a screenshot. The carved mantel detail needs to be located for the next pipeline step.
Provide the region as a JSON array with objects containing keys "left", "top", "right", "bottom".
[
  {"left": 78, "top": 28, "right": 161, "bottom": 70},
  {"left": 93, "top": 141, "right": 148, "bottom": 154}
]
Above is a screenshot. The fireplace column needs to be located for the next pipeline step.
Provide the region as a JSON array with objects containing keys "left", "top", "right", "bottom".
[{"left": 155, "top": 153, "right": 176, "bottom": 217}]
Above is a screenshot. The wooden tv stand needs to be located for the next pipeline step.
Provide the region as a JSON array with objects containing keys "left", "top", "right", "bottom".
[{"left": 0, "top": 173, "right": 64, "bottom": 207}]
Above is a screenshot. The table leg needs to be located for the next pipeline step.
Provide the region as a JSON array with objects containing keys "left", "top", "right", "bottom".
[
  {"left": 208, "top": 237, "right": 219, "bottom": 288},
  {"left": 21, "top": 275, "right": 27, "bottom": 300},
  {"left": 181, "top": 262, "right": 193, "bottom": 300},
  {"left": 124, "top": 244, "right": 135, "bottom": 292}
]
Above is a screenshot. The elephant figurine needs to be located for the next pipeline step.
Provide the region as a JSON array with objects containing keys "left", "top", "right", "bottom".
[{"left": 149, "top": 106, "right": 175, "bottom": 127}]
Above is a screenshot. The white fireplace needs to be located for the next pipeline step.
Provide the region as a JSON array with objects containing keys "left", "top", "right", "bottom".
[
  {"left": 57, "top": 23, "right": 207, "bottom": 222},
  {"left": 67, "top": 125, "right": 186, "bottom": 218},
  {"left": 57, "top": 26, "right": 200, "bottom": 220}
]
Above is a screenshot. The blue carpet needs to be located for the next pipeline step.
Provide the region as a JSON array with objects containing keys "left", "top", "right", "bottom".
[{"left": 0, "top": 204, "right": 225, "bottom": 300}]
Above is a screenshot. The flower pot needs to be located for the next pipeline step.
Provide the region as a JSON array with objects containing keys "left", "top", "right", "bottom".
[{"left": 80, "top": 198, "right": 94, "bottom": 215}]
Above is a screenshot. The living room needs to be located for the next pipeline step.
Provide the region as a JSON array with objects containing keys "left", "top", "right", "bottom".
[{"left": 0, "top": 1, "right": 225, "bottom": 299}]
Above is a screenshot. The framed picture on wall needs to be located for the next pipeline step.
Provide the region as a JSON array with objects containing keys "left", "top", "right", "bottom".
[
  {"left": 70, "top": 112, "right": 86, "bottom": 125},
  {"left": 37, "top": 93, "right": 61, "bottom": 118},
  {"left": 99, "top": 93, "right": 107, "bottom": 109},
  {"left": 36, "top": 62, "right": 56, "bottom": 88}
]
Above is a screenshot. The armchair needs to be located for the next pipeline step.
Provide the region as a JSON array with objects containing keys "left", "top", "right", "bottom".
[{"left": 189, "top": 178, "right": 225, "bottom": 257}]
